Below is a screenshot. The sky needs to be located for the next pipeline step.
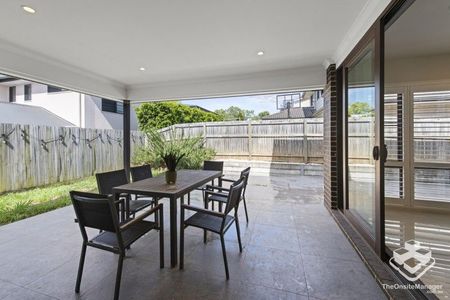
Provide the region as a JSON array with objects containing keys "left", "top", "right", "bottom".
[
  {"left": 348, "top": 87, "right": 374, "bottom": 106},
  {"left": 181, "top": 94, "right": 280, "bottom": 114}
]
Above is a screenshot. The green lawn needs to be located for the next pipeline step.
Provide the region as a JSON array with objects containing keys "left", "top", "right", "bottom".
[{"left": 0, "top": 177, "right": 98, "bottom": 225}]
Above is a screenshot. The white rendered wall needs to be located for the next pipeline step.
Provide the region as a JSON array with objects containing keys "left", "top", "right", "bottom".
[
  {"left": 2, "top": 82, "right": 138, "bottom": 129},
  {"left": 0, "top": 85, "right": 8, "bottom": 102},
  {"left": 83, "top": 95, "right": 138, "bottom": 130},
  {"left": 11, "top": 82, "right": 81, "bottom": 126}
]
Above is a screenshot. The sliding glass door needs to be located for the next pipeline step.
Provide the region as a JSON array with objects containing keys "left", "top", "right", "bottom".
[
  {"left": 346, "top": 42, "right": 377, "bottom": 234},
  {"left": 342, "top": 25, "right": 384, "bottom": 253}
]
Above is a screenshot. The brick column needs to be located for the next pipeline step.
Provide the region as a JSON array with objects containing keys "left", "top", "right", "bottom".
[{"left": 323, "top": 64, "right": 339, "bottom": 210}]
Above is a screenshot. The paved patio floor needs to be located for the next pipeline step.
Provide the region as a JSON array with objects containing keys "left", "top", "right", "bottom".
[{"left": 0, "top": 174, "right": 386, "bottom": 300}]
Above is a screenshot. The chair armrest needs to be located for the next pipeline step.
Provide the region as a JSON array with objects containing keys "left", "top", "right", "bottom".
[
  {"left": 204, "top": 190, "right": 228, "bottom": 198},
  {"left": 205, "top": 185, "right": 230, "bottom": 192},
  {"left": 107, "top": 194, "right": 127, "bottom": 204},
  {"left": 120, "top": 203, "right": 163, "bottom": 231},
  {"left": 220, "top": 177, "right": 236, "bottom": 183},
  {"left": 181, "top": 204, "right": 224, "bottom": 218}
]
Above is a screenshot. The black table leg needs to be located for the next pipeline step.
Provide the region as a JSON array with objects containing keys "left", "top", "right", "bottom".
[{"left": 170, "top": 196, "right": 178, "bottom": 267}]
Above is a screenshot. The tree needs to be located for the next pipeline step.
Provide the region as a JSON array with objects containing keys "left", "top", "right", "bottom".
[
  {"left": 348, "top": 102, "right": 373, "bottom": 116},
  {"left": 256, "top": 111, "right": 270, "bottom": 119},
  {"left": 135, "top": 101, "right": 223, "bottom": 131},
  {"left": 214, "top": 106, "right": 255, "bottom": 121}
]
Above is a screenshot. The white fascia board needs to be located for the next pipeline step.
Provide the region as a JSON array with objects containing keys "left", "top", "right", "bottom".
[
  {"left": 333, "top": 0, "right": 391, "bottom": 67},
  {"left": 0, "top": 39, "right": 126, "bottom": 101},
  {"left": 127, "top": 65, "right": 325, "bottom": 102}
]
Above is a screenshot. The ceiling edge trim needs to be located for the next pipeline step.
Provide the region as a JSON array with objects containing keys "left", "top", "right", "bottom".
[
  {"left": 332, "top": 0, "right": 392, "bottom": 67},
  {"left": 126, "top": 65, "right": 325, "bottom": 102},
  {"left": 0, "top": 39, "right": 126, "bottom": 100}
]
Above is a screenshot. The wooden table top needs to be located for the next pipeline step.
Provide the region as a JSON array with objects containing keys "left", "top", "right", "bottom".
[{"left": 112, "top": 169, "right": 222, "bottom": 198}]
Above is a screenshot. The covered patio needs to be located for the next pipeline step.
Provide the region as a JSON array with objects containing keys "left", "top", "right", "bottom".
[
  {"left": 4, "top": 0, "right": 448, "bottom": 299},
  {"left": 0, "top": 174, "right": 385, "bottom": 300}
]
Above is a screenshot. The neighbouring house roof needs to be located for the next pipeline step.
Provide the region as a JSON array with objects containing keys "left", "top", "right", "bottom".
[
  {"left": 262, "top": 107, "right": 316, "bottom": 120},
  {"left": 187, "top": 105, "right": 215, "bottom": 114},
  {"left": 0, "top": 102, "right": 75, "bottom": 127}
]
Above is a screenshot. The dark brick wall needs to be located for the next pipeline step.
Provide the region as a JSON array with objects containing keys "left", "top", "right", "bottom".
[{"left": 323, "top": 64, "right": 339, "bottom": 210}]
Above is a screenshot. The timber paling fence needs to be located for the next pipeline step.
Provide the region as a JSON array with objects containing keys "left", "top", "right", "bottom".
[
  {"left": 1, "top": 117, "right": 448, "bottom": 193},
  {"left": 160, "top": 118, "right": 325, "bottom": 163},
  {"left": 161, "top": 117, "right": 450, "bottom": 165},
  {"left": 0, "top": 123, "right": 145, "bottom": 194}
]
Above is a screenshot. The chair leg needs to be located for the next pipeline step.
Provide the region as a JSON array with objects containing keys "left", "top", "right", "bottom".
[
  {"left": 242, "top": 196, "right": 249, "bottom": 223},
  {"left": 218, "top": 202, "right": 223, "bottom": 213},
  {"left": 75, "top": 243, "right": 87, "bottom": 293},
  {"left": 114, "top": 254, "right": 124, "bottom": 300},
  {"left": 187, "top": 192, "right": 191, "bottom": 205},
  {"left": 235, "top": 216, "right": 243, "bottom": 253},
  {"left": 220, "top": 235, "right": 229, "bottom": 280}
]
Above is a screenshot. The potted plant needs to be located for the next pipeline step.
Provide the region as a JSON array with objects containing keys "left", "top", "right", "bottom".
[{"left": 147, "top": 128, "right": 204, "bottom": 184}]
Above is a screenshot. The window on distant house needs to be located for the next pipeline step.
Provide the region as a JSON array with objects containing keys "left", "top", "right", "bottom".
[
  {"left": 24, "top": 84, "right": 32, "bottom": 101},
  {"left": 47, "top": 85, "right": 64, "bottom": 93},
  {"left": 116, "top": 102, "right": 124, "bottom": 114},
  {"left": 102, "top": 99, "right": 123, "bottom": 114},
  {"left": 9, "top": 86, "right": 16, "bottom": 102}
]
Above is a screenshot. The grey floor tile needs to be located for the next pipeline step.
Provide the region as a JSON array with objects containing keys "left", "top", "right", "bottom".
[
  {"left": 250, "top": 224, "right": 301, "bottom": 252},
  {"left": 241, "top": 245, "right": 308, "bottom": 295},
  {"left": 1, "top": 286, "right": 57, "bottom": 300},
  {"left": 302, "top": 254, "right": 386, "bottom": 300},
  {"left": 0, "top": 280, "right": 22, "bottom": 300},
  {"left": 254, "top": 210, "right": 297, "bottom": 228}
]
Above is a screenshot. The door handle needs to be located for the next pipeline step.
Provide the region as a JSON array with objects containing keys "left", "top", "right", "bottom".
[
  {"left": 372, "top": 146, "right": 380, "bottom": 161},
  {"left": 372, "top": 145, "right": 388, "bottom": 162},
  {"left": 381, "top": 144, "right": 388, "bottom": 162}
]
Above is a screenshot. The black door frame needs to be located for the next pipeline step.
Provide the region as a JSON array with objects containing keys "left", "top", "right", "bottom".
[{"left": 337, "top": 0, "right": 415, "bottom": 259}]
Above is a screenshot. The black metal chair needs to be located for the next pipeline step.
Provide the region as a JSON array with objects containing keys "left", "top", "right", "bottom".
[
  {"left": 180, "top": 177, "right": 245, "bottom": 280},
  {"left": 130, "top": 165, "right": 160, "bottom": 223},
  {"left": 205, "top": 167, "right": 251, "bottom": 223},
  {"left": 96, "top": 169, "right": 153, "bottom": 219},
  {"left": 188, "top": 160, "right": 224, "bottom": 205},
  {"left": 130, "top": 164, "right": 153, "bottom": 182},
  {"left": 70, "top": 191, "right": 164, "bottom": 300},
  {"left": 203, "top": 160, "right": 224, "bottom": 186}
]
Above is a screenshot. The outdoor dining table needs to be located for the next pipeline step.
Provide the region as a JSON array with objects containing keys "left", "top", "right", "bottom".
[{"left": 113, "top": 169, "right": 223, "bottom": 267}]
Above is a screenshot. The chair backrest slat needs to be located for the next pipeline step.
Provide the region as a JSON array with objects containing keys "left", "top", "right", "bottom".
[
  {"left": 203, "top": 161, "right": 224, "bottom": 172},
  {"left": 70, "top": 191, "right": 118, "bottom": 233},
  {"left": 130, "top": 165, "right": 153, "bottom": 182},
  {"left": 96, "top": 169, "right": 128, "bottom": 195},
  {"left": 240, "top": 167, "right": 251, "bottom": 195},
  {"left": 224, "top": 177, "right": 245, "bottom": 215}
]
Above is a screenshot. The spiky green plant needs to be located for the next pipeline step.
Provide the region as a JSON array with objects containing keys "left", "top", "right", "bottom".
[{"left": 146, "top": 127, "right": 205, "bottom": 171}]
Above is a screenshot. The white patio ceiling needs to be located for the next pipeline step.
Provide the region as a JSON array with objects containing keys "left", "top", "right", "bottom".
[{"left": 0, "top": 0, "right": 390, "bottom": 101}]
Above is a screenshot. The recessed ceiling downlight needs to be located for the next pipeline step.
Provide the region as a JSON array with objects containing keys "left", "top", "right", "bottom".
[
  {"left": 257, "top": 51, "right": 264, "bottom": 56},
  {"left": 22, "top": 5, "right": 36, "bottom": 14},
  {"left": 139, "top": 67, "right": 146, "bottom": 71}
]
